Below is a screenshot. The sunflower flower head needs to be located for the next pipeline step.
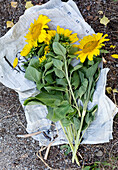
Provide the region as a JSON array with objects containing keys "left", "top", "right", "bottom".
[
  {"left": 75, "top": 33, "right": 109, "bottom": 63},
  {"left": 20, "top": 42, "right": 33, "bottom": 56},
  {"left": 57, "top": 26, "right": 79, "bottom": 43},
  {"left": 25, "top": 15, "right": 51, "bottom": 44},
  {"left": 39, "top": 51, "right": 47, "bottom": 63}
]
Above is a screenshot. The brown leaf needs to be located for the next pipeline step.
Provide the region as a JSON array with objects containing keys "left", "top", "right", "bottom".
[
  {"left": 87, "top": 16, "right": 93, "bottom": 20},
  {"left": 93, "top": 16, "right": 98, "bottom": 21},
  {"left": 11, "top": 2, "right": 17, "bottom": 8},
  {"left": 86, "top": 5, "right": 91, "bottom": 11}
]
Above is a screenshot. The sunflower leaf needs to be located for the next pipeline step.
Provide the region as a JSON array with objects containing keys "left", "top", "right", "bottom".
[
  {"left": 52, "top": 58, "right": 64, "bottom": 70},
  {"left": 53, "top": 42, "right": 66, "bottom": 57}
]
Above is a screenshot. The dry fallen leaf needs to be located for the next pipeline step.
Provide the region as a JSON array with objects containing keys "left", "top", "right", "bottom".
[
  {"left": 111, "top": 54, "right": 118, "bottom": 59},
  {"left": 6, "top": 21, "right": 14, "bottom": 28},
  {"left": 106, "top": 87, "right": 112, "bottom": 94},
  {"left": 113, "top": 89, "right": 118, "bottom": 93},
  {"left": 11, "top": 1, "right": 17, "bottom": 8},
  {"left": 102, "top": 57, "right": 107, "bottom": 64},
  {"left": 86, "top": 5, "right": 91, "bottom": 11},
  {"left": 110, "top": 45, "right": 116, "bottom": 49},
  {"left": 25, "top": 1, "right": 33, "bottom": 9},
  {"left": 100, "top": 15, "right": 110, "bottom": 27},
  {"left": 98, "top": 11, "right": 103, "bottom": 15}
]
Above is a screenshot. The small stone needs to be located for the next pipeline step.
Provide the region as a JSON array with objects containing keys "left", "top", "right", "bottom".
[{"left": 95, "top": 150, "right": 103, "bottom": 157}]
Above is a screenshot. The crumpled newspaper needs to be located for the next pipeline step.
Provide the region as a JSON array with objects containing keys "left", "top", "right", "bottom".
[{"left": 0, "top": 0, "right": 117, "bottom": 146}]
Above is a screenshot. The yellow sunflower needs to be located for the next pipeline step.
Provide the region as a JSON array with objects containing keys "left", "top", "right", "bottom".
[
  {"left": 75, "top": 33, "right": 109, "bottom": 63},
  {"left": 44, "top": 30, "right": 56, "bottom": 45},
  {"left": 25, "top": 15, "right": 51, "bottom": 44},
  {"left": 57, "top": 26, "right": 79, "bottom": 43},
  {"left": 20, "top": 42, "right": 33, "bottom": 56},
  {"left": 39, "top": 51, "right": 47, "bottom": 63}
]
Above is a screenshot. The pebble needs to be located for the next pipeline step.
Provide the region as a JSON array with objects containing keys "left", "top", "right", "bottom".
[
  {"left": 95, "top": 150, "right": 103, "bottom": 157},
  {"left": 116, "top": 64, "right": 118, "bottom": 67}
]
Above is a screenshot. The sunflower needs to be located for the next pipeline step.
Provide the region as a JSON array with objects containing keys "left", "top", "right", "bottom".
[
  {"left": 25, "top": 15, "right": 51, "bottom": 44},
  {"left": 75, "top": 33, "right": 109, "bottom": 63},
  {"left": 44, "top": 30, "right": 56, "bottom": 45},
  {"left": 20, "top": 42, "right": 33, "bottom": 56},
  {"left": 39, "top": 51, "right": 47, "bottom": 63},
  {"left": 57, "top": 26, "right": 79, "bottom": 43}
]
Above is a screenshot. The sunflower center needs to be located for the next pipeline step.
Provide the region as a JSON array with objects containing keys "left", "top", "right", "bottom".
[
  {"left": 83, "top": 41, "right": 98, "bottom": 53},
  {"left": 31, "top": 23, "right": 42, "bottom": 40}
]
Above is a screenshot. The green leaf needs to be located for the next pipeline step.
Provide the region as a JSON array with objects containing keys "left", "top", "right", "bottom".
[
  {"left": 68, "top": 54, "right": 78, "bottom": 58},
  {"left": 70, "top": 63, "right": 83, "bottom": 74},
  {"left": 85, "top": 62, "right": 99, "bottom": 78},
  {"left": 24, "top": 97, "right": 44, "bottom": 106},
  {"left": 82, "top": 166, "right": 91, "bottom": 170},
  {"left": 45, "top": 74, "right": 54, "bottom": 84},
  {"left": 73, "top": 117, "right": 80, "bottom": 131},
  {"left": 25, "top": 66, "right": 41, "bottom": 83},
  {"left": 44, "top": 86, "right": 66, "bottom": 92},
  {"left": 88, "top": 60, "right": 94, "bottom": 65},
  {"left": 60, "top": 144, "right": 71, "bottom": 156},
  {"left": 78, "top": 79, "right": 88, "bottom": 98},
  {"left": 68, "top": 46, "right": 78, "bottom": 55},
  {"left": 29, "top": 58, "right": 40, "bottom": 69},
  {"left": 44, "top": 61, "right": 53, "bottom": 73},
  {"left": 53, "top": 101, "right": 74, "bottom": 120},
  {"left": 100, "top": 49, "right": 109, "bottom": 54},
  {"left": 53, "top": 42, "right": 66, "bottom": 57},
  {"left": 61, "top": 118, "right": 71, "bottom": 127},
  {"left": 72, "top": 71, "right": 80, "bottom": 89},
  {"left": 36, "top": 93, "right": 62, "bottom": 107},
  {"left": 47, "top": 107, "right": 61, "bottom": 122},
  {"left": 54, "top": 68, "right": 65, "bottom": 78},
  {"left": 52, "top": 58, "right": 64, "bottom": 70},
  {"left": 45, "top": 69, "right": 54, "bottom": 76},
  {"left": 36, "top": 82, "right": 44, "bottom": 91},
  {"left": 56, "top": 78, "right": 67, "bottom": 86},
  {"left": 38, "top": 45, "right": 45, "bottom": 57},
  {"left": 54, "top": 33, "right": 59, "bottom": 42},
  {"left": 78, "top": 71, "right": 84, "bottom": 83}
]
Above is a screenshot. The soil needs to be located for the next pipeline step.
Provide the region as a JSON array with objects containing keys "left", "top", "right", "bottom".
[{"left": 0, "top": 0, "right": 118, "bottom": 169}]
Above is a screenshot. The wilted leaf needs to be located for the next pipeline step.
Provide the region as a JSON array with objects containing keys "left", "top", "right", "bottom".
[
  {"left": 86, "top": 5, "right": 91, "bottom": 11},
  {"left": 111, "top": 54, "right": 118, "bottom": 59},
  {"left": 6, "top": 21, "right": 14, "bottom": 28},
  {"left": 98, "top": 11, "right": 103, "bottom": 15},
  {"left": 106, "top": 87, "right": 112, "bottom": 94},
  {"left": 110, "top": 45, "right": 116, "bottom": 49},
  {"left": 11, "top": 2, "right": 17, "bottom": 8},
  {"left": 113, "top": 89, "right": 118, "bottom": 93},
  {"left": 100, "top": 15, "right": 110, "bottom": 26},
  {"left": 102, "top": 57, "right": 107, "bottom": 64},
  {"left": 25, "top": 1, "right": 33, "bottom": 9}
]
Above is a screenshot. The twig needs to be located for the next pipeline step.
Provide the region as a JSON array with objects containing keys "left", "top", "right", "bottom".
[
  {"left": 44, "top": 141, "right": 55, "bottom": 160},
  {"left": 17, "top": 131, "right": 42, "bottom": 138},
  {"left": 36, "top": 150, "right": 53, "bottom": 170}
]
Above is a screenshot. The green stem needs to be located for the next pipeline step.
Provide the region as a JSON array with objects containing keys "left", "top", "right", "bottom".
[
  {"left": 64, "top": 58, "right": 81, "bottom": 117},
  {"left": 66, "top": 125, "right": 73, "bottom": 143},
  {"left": 72, "top": 109, "right": 86, "bottom": 163},
  {"left": 60, "top": 121, "right": 80, "bottom": 166}
]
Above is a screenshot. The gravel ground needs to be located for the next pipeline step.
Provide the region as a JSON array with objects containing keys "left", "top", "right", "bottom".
[{"left": 0, "top": 0, "right": 118, "bottom": 169}]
